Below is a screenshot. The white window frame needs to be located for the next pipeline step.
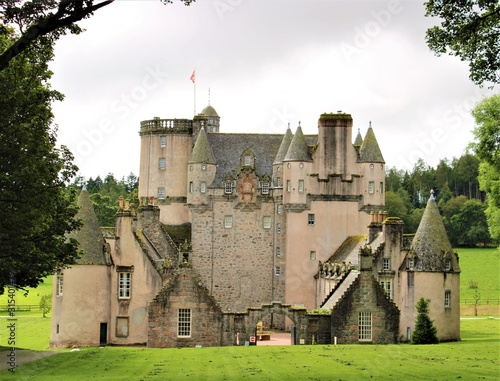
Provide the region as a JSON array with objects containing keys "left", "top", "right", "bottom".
[
  {"left": 277, "top": 204, "right": 283, "bottom": 214},
  {"left": 200, "top": 182, "right": 206, "bottom": 194},
  {"left": 445, "top": 259, "right": 451, "bottom": 271},
  {"left": 118, "top": 272, "right": 131, "bottom": 299},
  {"left": 368, "top": 181, "right": 375, "bottom": 194},
  {"left": 380, "top": 278, "right": 393, "bottom": 299},
  {"left": 158, "top": 187, "right": 165, "bottom": 200},
  {"left": 177, "top": 309, "right": 191, "bottom": 337},
  {"left": 276, "top": 247, "right": 281, "bottom": 257},
  {"left": 159, "top": 157, "right": 166, "bottom": 170},
  {"left": 160, "top": 135, "right": 167, "bottom": 148},
  {"left": 244, "top": 155, "right": 251, "bottom": 166},
  {"left": 286, "top": 180, "right": 291, "bottom": 192},
  {"left": 56, "top": 272, "right": 64, "bottom": 296},
  {"left": 308, "top": 214, "right": 315, "bottom": 225},
  {"left": 276, "top": 223, "right": 281, "bottom": 234},
  {"left": 276, "top": 177, "right": 282, "bottom": 188},
  {"left": 225, "top": 181, "right": 233, "bottom": 194},
  {"left": 310, "top": 251, "right": 316, "bottom": 260},
  {"left": 358, "top": 311, "right": 372, "bottom": 342},
  {"left": 261, "top": 182, "right": 270, "bottom": 195},
  {"left": 383, "top": 258, "right": 390, "bottom": 270},
  {"left": 224, "top": 215, "right": 233, "bottom": 229},
  {"left": 189, "top": 181, "right": 194, "bottom": 194},
  {"left": 298, "top": 179, "right": 304, "bottom": 192},
  {"left": 275, "top": 266, "right": 281, "bottom": 276},
  {"left": 444, "top": 290, "right": 451, "bottom": 308},
  {"left": 263, "top": 216, "right": 272, "bottom": 229}
]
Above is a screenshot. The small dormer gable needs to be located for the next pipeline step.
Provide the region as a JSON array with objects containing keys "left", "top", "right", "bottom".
[{"left": 240, "top": 147, "right": 256, "bottom": 170}]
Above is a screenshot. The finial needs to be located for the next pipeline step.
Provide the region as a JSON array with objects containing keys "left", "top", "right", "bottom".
[
  {"left": 430, "top": 189, "right": 435, "bottom": 201},
  {"left": 287, "top": 122, "right": 290, "bottom": 130},
  {"left": 208, "top": 88, "right": 211, "bottom": 105},
  {"left": 369, "top": 120, "right": 372, "bottom": 128},
  {"left": 298, "top": 121, "right": 301, "bottom": 127}
]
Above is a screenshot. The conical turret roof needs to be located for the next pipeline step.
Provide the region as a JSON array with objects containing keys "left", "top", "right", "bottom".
[
  {"left": 284, "top": 126, "right": 311, "bottom": 162},
  {"left": 407, "top": 195, "right": 460, "bottom": 272},
  {"left": 69, "top": 190, "right": 107, "bottom": 265},
  {"left": 359, "top": 126, "right": 384, "bottom": 163},
  {"left": 273, "top": 126, "right": 293, "bottom": 164},
  {"left": 189, "top": 127, "right": 216, "bottom": 164},
  {"left": 354, "top": 128, "right": 363, "bottom": 148}
]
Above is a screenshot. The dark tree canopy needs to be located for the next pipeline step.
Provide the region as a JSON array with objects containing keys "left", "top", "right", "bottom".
[
  {"left": 0, "top": 27, "right": 80, "bottom": 292},
  {"left": 425, "top": 0, "right": 500, "bottom": 86}
]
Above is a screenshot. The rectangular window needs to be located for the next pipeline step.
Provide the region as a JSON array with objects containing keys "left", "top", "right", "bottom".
[
  {"left": 383, "top": 258, "right": 390, "bottom": 270},
  {"left": 56, "top": 272, "right": 64, "bottom": 296},
  {"left": 159, "top": 157, "right": 166, "bottom": 170},
  {"left": 444, "top": 291, "right": 451, "bottom": 308},
  {"left": 308, "top": 214, "right": 315, "bottom": 225},
  {"left": 275, "top": 266, "right": 281, "bottom": 276},
  {"left": 310, "top": 251, "right": 316, "bottom": 260},
  {"left": 445, "top": 259, "right": 451, "bottom": 271},
  {"left": 286, "top": 180, "right": 291, "bottom": 192},
  {"left": 118, "top": 272, "right": 131, "bottom": 299},
  {"left": 298, "top": 179, "right": 304, "bottom": 192},
  {"left": 368, "top": 181, "right": 375, "bottom": 194},
  {"left": 380, "top": 279, "right": 393, "bottom": 299},
  {"left": 158, "top": 187, "right": 165, "bottom": 200},
  {"left": 244, "top": 155, "right": 251, "bottom": 166},
  {"left": 225, "top": 182, "right": 233, "bottom": 194},
  {"left": 276, "top": 247, "right": 281, "bottom": 258},
  {"left": 408, "top": 272, "right": 414, "bottom": 288},
  {"left": 189, "top": 181, "right": 194, "bottom": 194},
  {"left": 263, "top": 216, "right": 272, "bottom": 229},
  {"left": 261, "top": 182, "right": 270, "bottom": 195},
  {"left": 380, "top": 182, "right": 384, "bottom": 194},
  {"left": 408, "top": 258, "right": 414, "bottom": 270},
  {"left": 178, "top": 309, "right": 191, "bottom": 337},
  {"left": 358, "top": 312, "right": 372, "bottom": 342},
  {"left": 200, "top": 182, "right": 206, "bottom": 194},
  {"left": 224, "top": 215, "right": 233, "bottom": 228},
  {"left": 116, "top": 317, "right": 129, "bottom": 337},
  {"left": 277, "top": 177, "right": 282, "bottom": 188},
  {"left": 276, "top": 223, "right": 281, "bottom": 234},
  {"left": 277, "top": 204, "right": 283, "bottom": 214},
  {"left": 160, "top": 135, "right": 167, "bottom": 148}
]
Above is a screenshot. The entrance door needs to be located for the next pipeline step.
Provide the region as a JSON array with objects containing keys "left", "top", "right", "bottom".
[{"left": 100, "top": 323, "right": 108, "bottom": 345}]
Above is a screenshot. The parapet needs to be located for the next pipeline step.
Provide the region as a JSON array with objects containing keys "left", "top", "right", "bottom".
[{"left": 140, "top": 117, "right": 193, "bottom": 136}]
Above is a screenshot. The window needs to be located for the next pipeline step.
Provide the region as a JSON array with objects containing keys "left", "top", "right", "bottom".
[
  {"left": 276, "top": 223, "right": 281, "bottom": 234},
  {"left": 310, "top": 251, "right": 316, "bottom": 260},
  {"left": 159, "top": 157, "right": 166, "bottom": 170},
  {"left": 277, "top": 204, "right": 283, "bottom": 214},
  {"left": 445, "top": 259, "right": 451, "bottom": 271},
  {"left": 380, "top": 279, "right": 393, "bottom": 299},
  {"left": 286, "top": 180, "right": 291, "bottom": 192},
  {"left": 261, "top": 182, "right": 270, "bottom": 195},
  {"left": 444, "top": 291, "right": 451, "bottom": 308},
  {"left": 276, "top": 247, "right": 281, "bottom": 257},
  {"left": 383, "top": 258, "right": 390, "bottom": 270},
  {"left": 116, "top": 317, "right": 129, "bottom": 337},
  {"left": 263, "top": 216, "right": 272, "bottom": 229},
  {"left": 275, "top": 266, "right": 281, "bottom": 276},
  {"left": 158, "top": 187, "right": 165, "bottom": 200},
  {"left": 160, "top": 135, "right": 166, "bottom": 147},
  {"left": 380, "top": 182, "right": 384, "bottom": 194},
  {"left": 178, "top": 309, "right": 191, "bottom": 337},
  {"left": 224, "top": 215, "right": 233, "bottom": 228},
  {"left": 200, "top": 182, "right": 206, "bottom": 193},
  {"left": 308, "top": 214, "right": 315, "bottom": 225},
  {"left": 358, "top": 312, "right": 372, "bottom": 342},
  {"left": 189, "top": 181, "right": 194, "bottom": 194},
  {"left": 408, "top": 258, "right": 414, "bottom": 270},
  {"left": 276, "top": 177, "right": 282, "bottom": 188},
  {"left": 407, "top": 272, "right": 414, "bottom": 288},
  {"left": 118, "top": 272, "right": 131, "bottom": 299},
  {"left": 244, "top": 155, "right": 251, "bottom": 166},
  {"left": 225, "top": 181, "right": 233, "bottom": 194},
  {"left": 298, "top": 179, "right": 304, "bottom": 192},
  {"left": 56, "top": 272, "right": 63, "bottom": 296},
  {"left": 368, "top": 181, "right": 375, "bottom": 194}
]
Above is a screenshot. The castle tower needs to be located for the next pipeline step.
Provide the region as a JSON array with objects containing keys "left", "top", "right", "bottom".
[
  {"left": 400, "top": 193, "right": 461, "bottom": 342},
  {"left": 187, "top": 127, "right": 217, "bottom": 206},
  {"left": 358, "top": 123, "right": 385, "bottom": 208},
  {"left": 193, "top": 104, "right": 220, "bottom": 141},
  {"left": 51, "top": 190, "right": 112, "bottom": 348}
]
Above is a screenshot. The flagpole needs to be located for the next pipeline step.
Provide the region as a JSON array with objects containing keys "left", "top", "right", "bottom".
[{"left": 193, "top": 68, "right": 196, "bottom": 116}]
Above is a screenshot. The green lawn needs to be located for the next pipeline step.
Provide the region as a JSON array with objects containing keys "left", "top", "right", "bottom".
[
  {"left": 456, "top": 247, "right": 499, "bottom": 302},
  {"left": 0, "top": 319, "right": 498, "bottom": 380},
  {"left": 0, "top": 276, "right": 53, "bottom": 314}
]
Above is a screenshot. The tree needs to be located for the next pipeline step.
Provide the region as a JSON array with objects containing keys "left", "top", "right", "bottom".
[
  {"left": 425, "top": 0, "right": 500, "bottom": 86},
  {"left": 0, "top": 27, "right": 80, "bottom": 292},
  {"left": 385, "top": 191, "right": 408, "bottom": 221},
  {"left": 412, "top": 297, "right": 439, "bottom": 344},
  {"left": 449, "top": 199, "right": 491, "bottom": 247},
  {"left": 0, "top": 0, "right": 195, "bottom": 70},
  {"left": 39, "top": 292, "right": 52, "bottom": 318}
]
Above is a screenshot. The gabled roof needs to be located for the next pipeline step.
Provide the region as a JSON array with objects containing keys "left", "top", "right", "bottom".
[
  {"left": 358, "top": 126, "right": 384, "bottom": 163},
  {"left": 189, "top": 128, "right": 216, "bottom": 164},
  {"left": 69, "top": 190, "right": 107, "bottom": 265},
  {"left": 407, "top": 196, "right": 460, "bottom": 272},
  {"left": 273, "top": 127, "right": 293, "bottom": 164},
  {"left": 284, "top": 126, "right": 312, "bottom": 162}
]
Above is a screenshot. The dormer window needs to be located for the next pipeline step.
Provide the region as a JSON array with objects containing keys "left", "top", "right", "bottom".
[
  {"left": 244, "top": 155, "right": 251, "bottom": 166},
  {"left": 240, "top": 148, "right": 255, "bottom": 168},
  {"left": 225, "top": 181, "right": 233, "bottom": 194},
  {"left": 408, "top": 258, "right": 414, "bottom": 270},
  {"left": 445, "top": 259, "right": 451, "bottom": 271},
  {"left": 262, "top": 182, "right": 270, "bottom": 195}
]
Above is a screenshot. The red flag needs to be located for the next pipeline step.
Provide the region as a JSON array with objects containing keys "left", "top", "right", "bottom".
[{"left": 190, "top": 70, "right": 195, "bottom": 83}]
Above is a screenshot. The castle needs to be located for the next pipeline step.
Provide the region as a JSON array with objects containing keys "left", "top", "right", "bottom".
[{"left": 50, "top": 105, "right": 460, "bottom": 347}]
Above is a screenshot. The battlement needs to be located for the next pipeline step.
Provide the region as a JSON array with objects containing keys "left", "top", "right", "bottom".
[{"left": 140, "top": 117, "right": 193, "bottom": 136}]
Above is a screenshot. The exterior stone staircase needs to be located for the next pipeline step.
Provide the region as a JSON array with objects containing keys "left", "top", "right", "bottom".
[{"left": 320, "top": 269, "right": 360, "bottom": 309}]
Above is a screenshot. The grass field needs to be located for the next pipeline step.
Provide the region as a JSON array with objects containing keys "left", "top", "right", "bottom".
[
  {"left": 0, "top": 318, "right": 498, "bottom": 380},
  {"left": 0, "top": 275, "right": 53, "bottom": 314}
]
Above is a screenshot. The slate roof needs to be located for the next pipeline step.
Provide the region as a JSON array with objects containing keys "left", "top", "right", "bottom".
[
  {"left": 189, "top": 128, "right": 216, "bottom": 164},
  {"left": 273, "top": 127, "right": 293, "bottom": 164},
  {"left": 199, "top": 105, "right": 219, "bottom": 117},
  {"left": 284, "top": 126, "right": 312, "bottom": 162},
  {"left": 353, "top": 128, "right": 363, "bottom": 148},
  {"left": 407, "top": 197, "right": 460, "bottom": 272},
  {"left": 358, "top": 126, "right": 384, "bottom": 163},
  {"left": 69, "top": 190, "right": 107, "bottom": 265},
  {"left": 206, "top": 131, "right": 317, "bottom": 186}
]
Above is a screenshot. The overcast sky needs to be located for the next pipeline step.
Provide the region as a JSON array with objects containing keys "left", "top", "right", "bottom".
[{"left": 49, "top": 0, "right": 498, "bottom": 181}]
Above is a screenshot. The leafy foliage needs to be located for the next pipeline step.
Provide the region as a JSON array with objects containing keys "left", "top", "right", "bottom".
[
  {"left": 412, "top": 297, "right": 439, "bottom": 344},
  {"left": 0, "top": 27, "right": 80, "bottom": 292},
  {"left": 425, "top": 0, "right": 500, "bottom": 86},
  {"left": 39, "top": 292, "right": 52, "bottom": 317}
]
